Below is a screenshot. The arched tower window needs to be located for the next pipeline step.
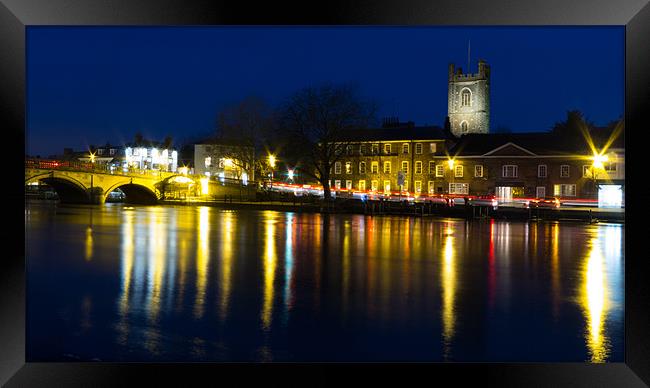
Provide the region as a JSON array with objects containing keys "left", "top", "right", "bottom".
[
  {"left": 461, "top": 121, "right": 469, "bottom": 133},
  {"left": 461, "top": 88, "right": 471, "bottom": 107}
]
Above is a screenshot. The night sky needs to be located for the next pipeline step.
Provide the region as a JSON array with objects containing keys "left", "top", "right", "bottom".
[{"left": 26, "top": 26, "right": 623, "bottom": 157}]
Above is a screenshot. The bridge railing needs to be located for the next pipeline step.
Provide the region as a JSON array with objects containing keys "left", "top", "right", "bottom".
[{"left": 25, "top": 158, "right": 178, "bottom": 179}]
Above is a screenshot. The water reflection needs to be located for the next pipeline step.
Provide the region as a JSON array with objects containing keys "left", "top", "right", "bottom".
[
  {"left": 193, "top": 207, "right": 210, "bottom": 320},
  {"left": 117, "top": 210, "right": 135, "bottom": 344},
  {"left": 441, "top": 224, "right": 456, "bottom": 360},
  {"left": 26, "top": 202, "right": 625, "bottom": 362},
  {"left": 261, "top": 212, "right": 277, "bottom": 331},
  {"left": 283, "top": 213, "right": 295, "bottom": 321},
  {"left": 551, "top": 223, "right": 561, "bottom": 320},
  {"left": 85, "top": 226, "right": 93, "bottom": 261},
  {"left": 580, "top": 234, "right": 610, "bottom": 362},
  {"left": 219, "top": 211, "right": 234, "bottom": 321}
]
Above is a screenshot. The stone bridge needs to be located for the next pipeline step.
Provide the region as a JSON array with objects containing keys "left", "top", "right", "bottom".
[{"left": 25, "top": 162, "right": 188, "bottom": 204}]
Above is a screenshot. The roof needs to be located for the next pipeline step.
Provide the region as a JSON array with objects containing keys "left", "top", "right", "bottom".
[
  {"left": 335, "top": 125, "right": 450, "bottom": 142},
  {"left": 449, "top": 131, "right": 624, "bottom": 156}
]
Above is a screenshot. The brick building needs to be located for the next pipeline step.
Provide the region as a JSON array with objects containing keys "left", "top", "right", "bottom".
[
  {"left": 437, "top": 132, "right": 624, "bottom": 201},
  {"left": 328, "top": 118, "right": 453, "bottom": 195}
]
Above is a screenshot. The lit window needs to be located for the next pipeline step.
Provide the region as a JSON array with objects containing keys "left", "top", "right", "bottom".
[
  {"left": 415, "top": 143, "right": 423, "bottom": 154},
  {"left": 402, "top": 143, "right": 409, "bottom": 154},
  {"left": 384, "top": 144, "right": 392, "bottom": 154},
  {"left": 428, "top": 181, "right": 435, "bottom": 194},
  {"left": 345, "top": 161, "right": 352, "bottom": 174},
  {"left": 429, "top": 161, "right": 436, "bottom": 174},
  {"left": 371, "top": 180, "right": 378, "bottom": 191},
  {"left": 205, "top": 157, "right": 212, "bottom": 168},
  {"left": 371, "top": 162, "right": 379, "bottom": 174},
  {"left": 401, "top": 161, "right": 409, "bottom": 174},
  {"left": 560, "top": 165, "right": 570, "bottom": 178},
  {"left": 384, "top": 161, "right": 391, "bottom": 174},
  {"left": 335, "top": 161, "right": 342, "bottom": 174},
  {"left": 583, "top": 165, "right": 592, "bottom": 178},
  {"left": 415, "top": 180, "right": 422, "bottom": 193},
  {"left": 109, "top": 149, "right": 116, "bottom": 155},
  {"left": 554, "top": 184, "right": 576, "bottom": 196},
  {"left": 402, "top": 181, "right": 409, "bottom": 192},
  {"left": 335, "top": 180, "right": 341, "bottom": 189},
  {"left": 538, "top": 164, "right": 547, "bottom": 178},
  {"left": 372, "top": 144, "right": 379, "bottom": 155},
  {"left": 455, "top": 165, "right": 463, "bottom": 178},
  {"left": 346, "top": 180, "right": 352, "bottom": 190},
  {"left": 415, "top": 161, "right": 422, "bottom": 174},
  {"left": 384, "top": 180, "right": 391, "bottom": 194},
  {"left": 502, "top": 165, "right": 518, "bottom": 178},
  {"left": 449, "top": 182, "right": 469, "bottom": 194},
  {"left": 359, "top": 180, "right": 366, "bottom": 191},
  {"left": 461, "top": 89, "right": 471, "bottom": 107},
  {"left": 475, "top": 165, "right": 484, "bottom": 177},
  {"left": 429, "top": 143, "right": 437, "bottom": 153},
  {"left": 359, "top": 162, "right": 366, "bottom": 174},
  {"left": 436, "top": 165, "right": 444, "bottom": 177}
]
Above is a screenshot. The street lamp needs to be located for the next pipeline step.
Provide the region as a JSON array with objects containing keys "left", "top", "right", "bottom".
[
  {"left": 268, "top": 154, "right": 277, "bottom": 189},
  {"left": 89, "top": 151, "right": 96, "bottom": 170},
  {"left": 447, "top": 158, "right": 455, "bottom": 197},
  {"left": 591, "top": 153, "right": 609, "bottom": 199}
]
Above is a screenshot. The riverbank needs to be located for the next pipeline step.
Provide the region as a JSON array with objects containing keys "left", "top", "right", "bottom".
[{"left": 158, "top": 198, "right": 624, "bottom": 224}]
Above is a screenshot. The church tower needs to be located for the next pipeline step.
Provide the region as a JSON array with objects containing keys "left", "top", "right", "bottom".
[{"left": 448, "top": 59, "right": 490, "bottom": 137}]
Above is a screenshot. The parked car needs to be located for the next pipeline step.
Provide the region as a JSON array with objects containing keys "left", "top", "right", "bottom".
[
  {"left": 530, "top": 197, "right": 561, "bottom": 208},
  {"left": 469, "top": 195, "right": 498, "bottom": 209}
]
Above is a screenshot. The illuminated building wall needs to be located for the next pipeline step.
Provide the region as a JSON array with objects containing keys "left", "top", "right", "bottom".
[{"left": 124, "top": 146, "right": 178, "bottom": 172}]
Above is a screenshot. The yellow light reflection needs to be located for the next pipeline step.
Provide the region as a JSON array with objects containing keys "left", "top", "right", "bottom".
[
  {"left": 261, "top": 213, "right": 277, "bottom": 330},
  {"left": 441, "top": 233, "right": 456, "bottom": 360},
  {"left": 551, "top": 223, "right": 560, "bottom": 320},
  {"left": 342, "top": 221, "right": 351, "bottom": 320},
  {"left": 85, "top": 226, "right": 93, "bottom": 261},
  {"left": 580, "top": 236, "right": 610, "bottom": 363},
  {"left": 219, "top": 211, "right": 234, "bottom": 320},
  {"left": 146, "top": 208, "right": 167, "bottom": 323},
  {"left": 117, "top": 211, "right": 135, "bottom": 344},
  {"left": 193, "top": 207, "right": 210, "bottom": 319}
]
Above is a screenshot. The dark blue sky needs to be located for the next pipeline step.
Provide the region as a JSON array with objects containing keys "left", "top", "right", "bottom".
[{"left": 27, "top": 26, "right": 623, "bottom": 157}]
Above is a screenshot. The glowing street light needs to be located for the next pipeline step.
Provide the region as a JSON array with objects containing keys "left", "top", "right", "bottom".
[
  {"left": 591, "top": 153, "right": 609, "bottom": 199},
  {"left": 268, "top": 154, "right": 277, "bottom": 189},
  {"left": 287, "top": 168, "right": 295, "bottom": 181},
  {"left": 592, "top": 154, "right": 609, "bottom": 170},
  {"left": 448, "top": 159, "right": 455, "bottom": 170}
]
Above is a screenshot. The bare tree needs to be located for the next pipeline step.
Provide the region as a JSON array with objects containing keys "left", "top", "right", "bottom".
[
  {"left": 278, "top": 83, "right": 377, "bottom": 200},
  {"left": 215, "top": 96, "right": 273, "bottom": 182}
]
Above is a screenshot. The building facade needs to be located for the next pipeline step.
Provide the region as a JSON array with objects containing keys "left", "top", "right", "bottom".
[
  {"left": 329, "top": 120, "right": 452, "bottom": 195},
  {"left": 429, "top": 133, "right": 624, "bottom": 203},
  {"left": 194, "top": 142, "right": 254, "bottom": 183},
  {"left": 448, "top": 59, "right": 490, "bottom": 137}
]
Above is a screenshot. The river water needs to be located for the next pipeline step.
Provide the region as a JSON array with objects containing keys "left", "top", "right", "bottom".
[{"left": 25, "top": 201, "right": 624, "bottom": 362}]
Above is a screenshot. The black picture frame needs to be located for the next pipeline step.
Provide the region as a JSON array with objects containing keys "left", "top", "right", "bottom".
[{"left": 4, "top": 0, "right": 649, "bottom": 386}]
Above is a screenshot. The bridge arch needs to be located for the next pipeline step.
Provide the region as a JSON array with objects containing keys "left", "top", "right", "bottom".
[
  {"left": 104, "top": 182, "right": 159, "bottom": 205},
  {"left": 26, "top": 173, "right": 89, "bottom": 203}
]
